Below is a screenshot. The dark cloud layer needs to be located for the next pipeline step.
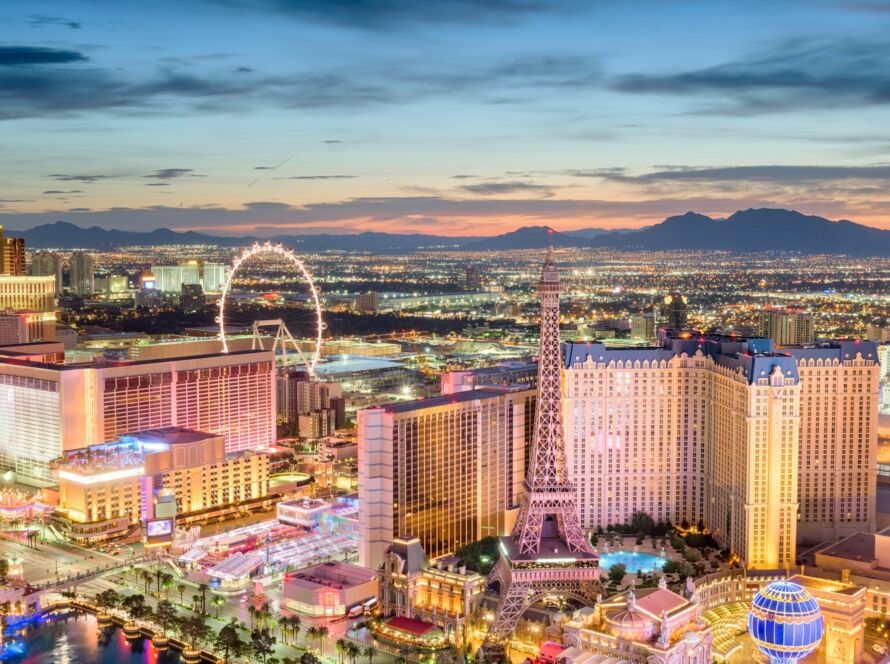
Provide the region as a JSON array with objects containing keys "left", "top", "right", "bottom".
[
  {"left": 612, "top": 37, "right": 890, "bottom": 113},
  {"left": 233, "top": 0, "right": 572, "bottom": 29},
  {"left": 0, "top": 46, "right": 87, "bottom": 65}
]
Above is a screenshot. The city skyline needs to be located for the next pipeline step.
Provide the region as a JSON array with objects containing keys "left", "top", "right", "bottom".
[{"left": 3, "top": 1, "right": 890, "bottom": 235}]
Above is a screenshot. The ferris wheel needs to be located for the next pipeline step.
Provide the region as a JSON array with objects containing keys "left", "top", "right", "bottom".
[{"left": 216, "top": 242, "right": 324, "bottom": 374}]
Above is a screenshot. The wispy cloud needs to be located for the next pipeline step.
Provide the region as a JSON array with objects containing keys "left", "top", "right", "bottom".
[
  {"left": 611, "top": 37, "right": 890, "bottom": 113},
  {"left": 458, "top": 180, "right": 555, "bottom": 196},
  {"left": 47, "top": 173, "right": 112, "bottom": 183},
  {"left": 144, "top": 168, "right": 204, "bottom": 179},
  {"left": 570, "top": 164, "right": 890, "bottom": 183},
  {"left": 26, "top": 14, "right": 82, "bottom": 30},
  {"left": 274, "top": 174, "right": 355, "bottom": 180}
]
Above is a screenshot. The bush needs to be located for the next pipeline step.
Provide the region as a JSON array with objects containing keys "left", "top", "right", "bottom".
[
  {"left": 455, "top": 537, "right": 500, "bottom": 574},
  {"left": 608, "top": 563, "right": 627, "bottom": 586},
  {"left": 635, "top": 532, "right": 645, "bottom": 545},
  {"left": 683, "top": 548, "right": 702, "bottom": 563}
]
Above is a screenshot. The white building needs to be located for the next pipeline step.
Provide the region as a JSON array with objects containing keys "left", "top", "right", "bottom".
[{"left": 152, "top": 264, "right": 201, "bottom": 293}]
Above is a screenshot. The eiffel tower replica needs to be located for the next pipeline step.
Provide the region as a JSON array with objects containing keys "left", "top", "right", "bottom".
[{"left": 483, "top": 237, "right": 600, "bottom": 654}]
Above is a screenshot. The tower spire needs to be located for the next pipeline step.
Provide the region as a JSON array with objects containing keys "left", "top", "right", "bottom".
[{"left": 482, "top": 243, "right": 599, "bottom": 653}]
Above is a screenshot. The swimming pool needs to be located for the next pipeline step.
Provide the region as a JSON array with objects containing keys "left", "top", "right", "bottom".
[{"left": 599, "top": 551, "right": 667, "bottom": 573}]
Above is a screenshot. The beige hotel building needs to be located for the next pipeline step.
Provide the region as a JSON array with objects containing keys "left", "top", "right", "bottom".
[
  {"left": 564, "top": 336, "right": 879, "bottom": 570},
  {"left": 358, "top": 385, "right": 534, "bottom": 570}
]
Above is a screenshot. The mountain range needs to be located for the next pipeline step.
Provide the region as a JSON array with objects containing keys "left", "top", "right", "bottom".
[{"left": 9, "top": 209, "right": 890, "bottom": 256}]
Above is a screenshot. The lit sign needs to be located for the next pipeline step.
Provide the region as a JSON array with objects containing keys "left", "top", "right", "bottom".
[
  {"left": 58, "top": 467, "right": 145, "bottom": 485},
  {"left": 146, "top": 518, "right": 174, "bottom": 537},
  {"left": 536, "top": 557, "right": 577, "bottom": 564}
]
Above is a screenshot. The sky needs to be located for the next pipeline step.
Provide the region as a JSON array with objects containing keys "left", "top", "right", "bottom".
[{"left": 2, "top": 0, "right": 890, "bottom": 237}]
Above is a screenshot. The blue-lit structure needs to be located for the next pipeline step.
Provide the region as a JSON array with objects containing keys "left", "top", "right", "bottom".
[{"left": 748, "top": 581, "right": 824, "bottom": 663}]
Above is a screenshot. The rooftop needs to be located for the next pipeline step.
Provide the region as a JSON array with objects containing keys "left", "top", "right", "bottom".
[
  {"left": 285, "top": 560, "right": 377, "bottom": 589},
  {"left": 380, "top": 384, "right": 531, "bottom": 414}
]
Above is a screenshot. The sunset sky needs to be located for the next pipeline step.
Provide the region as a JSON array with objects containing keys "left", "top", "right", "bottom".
[{"left": 2, "top": 0, "right": 890, "bottom": 236}]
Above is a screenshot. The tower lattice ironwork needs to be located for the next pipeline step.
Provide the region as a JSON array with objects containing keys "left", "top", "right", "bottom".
[{"left": 484, "top": 238, "right": 600, "bottom": 650}]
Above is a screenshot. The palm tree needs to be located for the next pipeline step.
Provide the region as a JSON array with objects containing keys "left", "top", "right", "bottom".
[
  {"left": 141, "top": 569, "right": 153, "bottom": 593},
  {"left": 316, "top": 626, "right": 329, "bottom": 656},
  {"left": 290, "top": 615, "right": 301, "bottom": 645},
  {"left": 306, "top": 626, "right": 321, "bottom": 652},
  {"left": 336, "top": 638, "right": 348, "bottom": 664},
  {"left": 161, "top": 573, "right": 175, "bottom": 599},
  {"left": 211, "top": 595, "right": 225, "bottom": 619},
  {"left": 177, "top": 583, "right": 187, "bottom": 606},
  {"left": 198, "top": 583, "right": 209, "bottom": 614},
  {"left": 346, "top": 642, "right": 361, "bottom": 664},
  {"left": 248, "top": 605, "right": 258, "bottom": 629},
  {"left": 192, "top": 594, "right": 202, "bottom": 613},
  {"left": 363, "top": 646, "right": 375, "bottom": 664}
]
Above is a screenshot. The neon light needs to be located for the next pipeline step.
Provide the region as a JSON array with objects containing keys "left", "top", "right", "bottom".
[
  {"left": 216, "top": 242, "right": 323, "bottom": 374},
  {"left": 58, "top": 466, "right": 145, "bottom": 485},
  {"left": 536, "top": 557, "right": 577, "bottom": 564}
]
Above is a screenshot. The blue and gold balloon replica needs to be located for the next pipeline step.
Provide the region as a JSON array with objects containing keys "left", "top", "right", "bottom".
[{"left": 748, "top": 580, "right": 824, "bottom": 663}]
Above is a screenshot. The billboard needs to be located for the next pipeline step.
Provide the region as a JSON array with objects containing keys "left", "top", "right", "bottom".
[{"left": 146, "top": 518, "right": 174, "bottom": 538}]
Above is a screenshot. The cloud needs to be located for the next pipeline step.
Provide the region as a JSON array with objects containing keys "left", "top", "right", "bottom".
[
  {"left": 26, "top": 14, "right": 82, "bottom": 30},
  {"left": 144, "top": 168, "right": 203, "bottom": 179},
  {"left": 322, "top": 139, "right": 341, "bottom": 144},
  {"left": 8, "top": 194, "right": 876, "bottom": 236},
  {"left": 611, "top": 37, "right": 890, "bottom": 113},
  {"left": 146, "top": 183, "right": 171, "bottom": 187},
  {"left": 458, "top": 181, "right": 555, "bottom": 196},
  {"left": 47, "top": 173, "right": 112, "bottom": 183},
  {"left": 274, "top": 174, "right": 355, "bottom": 180},
  {"left": 42, "top": 189, "right": 82, "bottom": 194},
  {"left": 572, "top": 164, "right": 890, "bottom": 184},
  {"left": 0, "top": 39, "right": 601, "bottom": 120},
  {"left": 0, "top": 46, "right": 87, "bottom": 66},
  {"left": 233, "top": 0, "right": 574, "bottom": 29}
]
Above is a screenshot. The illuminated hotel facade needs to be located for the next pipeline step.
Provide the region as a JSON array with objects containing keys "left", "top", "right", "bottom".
[
  {"left": 358, "top": 385, "right": 534, "bottom": 569},
  {"left": 563, "top": 335, "right": 879, "bottom": 570},
  {"left": 0, "top": 343, "right": 276, "bottom": 485},
  {"left": 53, "top": 427, "right": 271, "bottom": 542}
]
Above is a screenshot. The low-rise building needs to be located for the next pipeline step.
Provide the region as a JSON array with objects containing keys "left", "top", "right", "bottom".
[
  {"left": 561, "top": 578, "right": 713, "bottom": 664},
  {"left": 379, "top": 537, "right": 486, "bottom": 645},
  {"left": 53, "top": 427, "right": 272, "bottom": 543},
  {"left": 281, "top": 561, "right": 378, "bottom": 624}
]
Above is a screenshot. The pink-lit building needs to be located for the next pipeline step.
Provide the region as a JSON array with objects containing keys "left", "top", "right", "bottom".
[{"left": 0, "top": 342, "right": 276, "bottom": 485}]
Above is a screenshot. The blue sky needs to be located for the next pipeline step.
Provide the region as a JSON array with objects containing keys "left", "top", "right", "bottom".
[{"left": 2, "top": 0, "right": 890, "bottom": 236}]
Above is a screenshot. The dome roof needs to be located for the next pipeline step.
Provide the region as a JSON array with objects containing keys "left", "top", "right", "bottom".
[
  {"left": 749, "top": 581, "right": 824, "bottom": 663},
  {"left": 609, "top": 607, "right": 651, "bottom": 629}
]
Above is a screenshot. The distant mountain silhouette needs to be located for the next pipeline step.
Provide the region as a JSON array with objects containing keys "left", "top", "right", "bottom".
[
  {"left": 460, "top": 226, "right": 584, "bottom": 250},
  {"left": 12, "top": 209, "right": 890, "bottom": 255},
  {"left": 18, "top": 221, "right": 249, "bottom": 248},
  {"left": 563, "top": 226, "right": 638, "bottom": 239},
  {"left": 588, "top": 209, "right": 890, "bottom": 255}
]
